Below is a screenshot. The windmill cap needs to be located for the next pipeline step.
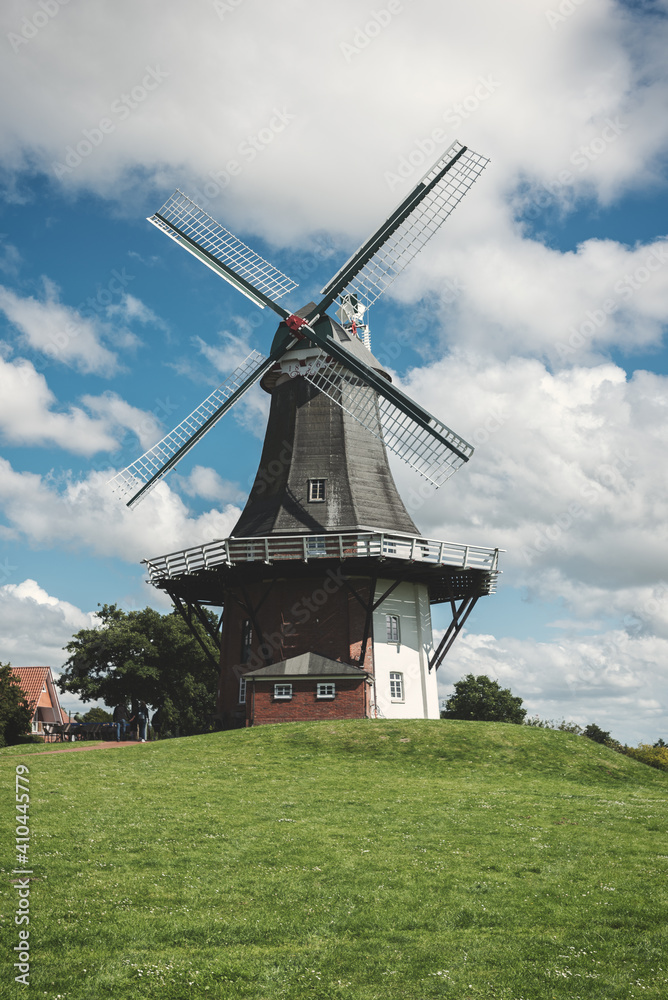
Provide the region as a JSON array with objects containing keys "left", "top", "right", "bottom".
[{"left": 262, "top": 307, "right": 391, "bottom": 392}]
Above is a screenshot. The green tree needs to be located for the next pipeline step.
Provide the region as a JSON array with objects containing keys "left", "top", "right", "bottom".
[
  {"left": 81, "top": 707, "right": 113, "bottom": 724},
  {"left": 443, "top": 673, "right": 526, "bottom": 724},
  {"left": 583, "top": 723, "right": 612, "bottom": 744},
  {"left": 0, "top": 662, "right": 33, "bottom": 747},
  {"left": 58, "top": 605, "right": 219, "bottom": 736}
]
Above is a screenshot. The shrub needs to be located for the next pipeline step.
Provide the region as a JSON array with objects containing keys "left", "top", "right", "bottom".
[
  {"left": 524, "top": 716, "right": 583, "bottom": 734},
  {"left": 619, "top": 744, "right": 668, "bottom": 772}
]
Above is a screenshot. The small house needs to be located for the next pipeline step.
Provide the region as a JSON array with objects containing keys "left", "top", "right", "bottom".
[
  {"left": 11, "top": 666, "right": 66, "bottom": 736},
  {"left": 243, "top": 652, "right": 372, "bottom": 726}
]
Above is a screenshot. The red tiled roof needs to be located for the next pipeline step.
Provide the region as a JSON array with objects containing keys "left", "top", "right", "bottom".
[{"left": 11, "top": 667, "right": 65, "bottom": 722}]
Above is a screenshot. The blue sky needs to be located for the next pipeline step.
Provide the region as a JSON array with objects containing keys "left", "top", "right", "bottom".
[{"left": 0, "top": 0, "right": 666, "bottom": 743}]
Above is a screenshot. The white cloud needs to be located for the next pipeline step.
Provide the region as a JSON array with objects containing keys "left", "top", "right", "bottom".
[
  {"left": 173, "top": 465, "right": 245, "bottom": 504},
  {"left": 0, "top": 236, "right": 21, "bottom": 276},
  {"left": 393, "top": 356, "right": 668, "bottom": 591},
  {"left": 81, "top": 391, "right": 163, "bottom": 450},
  {"left": 0, "top": 281, "right": 119, "bottom": 375},
  {"left": 0, "top": 355, "right": 118, "bottom": 454},
  {"left": 0, "top": 578, "right": 94, "bottom": 666},
  {"left": 0, "top": 458, "right": 242, "bottom": 563},
  {"left": 195, "top": 330, "right": 257, "bottom": 374},
  {"left": 106, "top": 292, "right": 169, "bottom": 332},
  {"left": 0, "top": 0, "right": 665, "bottom": 238},
  {"left": 0, "top": 356, "right": 167, "bottom": 455},
  {"left": 392, "top": 234, "right": 668, "bottom": 365},
  {"left": 437, "top": 627, "right": 668, "bottom": 745}
]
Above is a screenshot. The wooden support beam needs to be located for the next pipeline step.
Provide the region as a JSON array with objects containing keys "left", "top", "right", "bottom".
[
  {"left": 428, "top": 595, "right": 479, "bottom": 672},
  {"left": 167, "top": 590, "right": 221, "bottom": 671}
]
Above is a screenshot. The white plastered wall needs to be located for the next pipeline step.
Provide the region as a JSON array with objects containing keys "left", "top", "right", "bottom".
[{"left": 371, "top": 579, "right": 440, "bottom": 720}]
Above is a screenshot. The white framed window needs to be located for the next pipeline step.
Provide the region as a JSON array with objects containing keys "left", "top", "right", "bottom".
[
  {"left": 390, "top": 671, "right": 404, "bottom": 702},
  {"left": 316, "top": 682, "right": 335, "bottom": 699},
  {"left": 239, "top": 676, "right": 247, "bottom": 705},
  {"left": 306, "top": 535, "right": 327, "bottom": 556},
  {"left": 308, "top": 479, "right": 326, "bottom": 502},
  {"left": 274, "top": 683, "right": 292, "bottom": 700},
  {"left": 386, "top": 614, "right": 400, "bottom": 643}
]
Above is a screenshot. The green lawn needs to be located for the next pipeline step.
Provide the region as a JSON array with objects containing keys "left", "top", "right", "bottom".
[
  {"left": 1, "top": 719, "right": 666, "bottom": 999},
  {"left": 0, "top": 740, "right": 109, "bottom": 756}
]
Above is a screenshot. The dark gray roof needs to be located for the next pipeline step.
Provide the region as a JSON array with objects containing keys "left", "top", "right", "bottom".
[
  {"left": 231, "top": 312, "right": 419, "bottom": 538},
  {"left": 244, "top": 651, "right": 370, "bottom": 679}
]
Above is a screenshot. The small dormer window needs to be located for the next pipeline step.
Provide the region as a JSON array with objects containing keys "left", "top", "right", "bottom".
[{"left": 308, "top": 479, "right": 326, "bottom": 502}]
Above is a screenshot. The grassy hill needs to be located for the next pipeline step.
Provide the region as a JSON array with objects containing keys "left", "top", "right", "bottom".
[{"left": 1, "top": 719, "right": 667, "bottom": 999}]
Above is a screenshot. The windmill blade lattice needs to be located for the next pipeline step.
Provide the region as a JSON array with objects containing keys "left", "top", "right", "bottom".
[
  {"left": 302, "top": 360, "right": 473, "bottom": 486},
  {"left": 108, "top": 349, "right": 268, "bottom": 507},
  {"left": 148, "top": 191, "right": 298, "bottom": 311},
  {"left": 320, "top": 141, "right": 488, "bottom": 315}
]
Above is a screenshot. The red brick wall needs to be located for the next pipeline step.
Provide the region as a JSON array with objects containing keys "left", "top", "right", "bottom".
[
  {"left": 217, "top": 569, "right": 375, "bottom": 724},
  {"left": 246, "top": 677, "right": 367, "bottom": 725}
]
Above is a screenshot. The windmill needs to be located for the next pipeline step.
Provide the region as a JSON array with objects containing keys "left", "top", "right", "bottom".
[{"left": 111, "top": 139, "right": 501, "bottom": 727}]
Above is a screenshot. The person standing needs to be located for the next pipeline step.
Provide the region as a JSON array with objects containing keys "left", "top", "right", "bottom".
[
  {"left": 112, "top": 703, "right": 128, "bottom": 742},
  {"left": 135, "top": 701, "right": 149, "bottom": 742},
  {"left": 151, "top": 706, "right": 162, "bottom": 740}
]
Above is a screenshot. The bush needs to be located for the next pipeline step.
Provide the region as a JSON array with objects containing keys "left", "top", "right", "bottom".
[
  {"left": 524, "top": 716, "right": 583, "bottom": 734},
  {"left": 619, "top": 744, "right": 668, "bottom": 772}
]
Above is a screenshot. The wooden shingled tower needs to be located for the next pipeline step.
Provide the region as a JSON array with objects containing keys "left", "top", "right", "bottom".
[{"left": 110, "top": 140, "right": 501, "bottom": 727}]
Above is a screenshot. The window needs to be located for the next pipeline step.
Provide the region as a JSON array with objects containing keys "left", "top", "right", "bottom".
[
  {"left": 238, "top": 676, "right": 247, "bottom": 705},
  {"left": 274, "top": 683, "right": 292, "bottom": 700},
  {"left": 308, "top": 479, "right": 326, "bottom": 502},
  {"left": 240, "top": 619, "right": 253, "bottom": 664},
  {"left": 386, "top": 614, "right": 400, "bottom": 643},
  {"left": 316, "top": 683, "right": 335, "bottom": 699},
  {"left": 306, "top": 535, "right": 327, "bottom": 557},
  {"left": 390, "top": 672, "right": 404, "bottom": 701}
]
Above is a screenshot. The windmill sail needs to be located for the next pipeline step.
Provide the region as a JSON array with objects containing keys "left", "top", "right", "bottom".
[
  {"left": 302, "top": 359, "right": 473, "bottom": 486},
  {"left": 317, "top": 141, "right": 488, "bottom": 315},
  {"left": 108, "top": 349, "right": 271, "bottom": 507},
  {"left": 148, "top": 191, "right": 297, "bottom": 313}
]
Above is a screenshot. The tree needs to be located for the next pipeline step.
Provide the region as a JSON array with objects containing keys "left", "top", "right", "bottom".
[
  {"left": 583, "top": 723, "right": 612, "bottom": 744},
  {"left": 443, "top": 673, "right": 526, "bottom": 724},
  {"left": 0, "top": 662, "right": 33, "bottom": 747},
  {"left": 78, "top": 707, "right": 113, "bottom": 724},
  {"left": 58, "top": 604, "right": 219, "bottom": 736}
]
